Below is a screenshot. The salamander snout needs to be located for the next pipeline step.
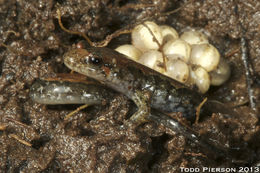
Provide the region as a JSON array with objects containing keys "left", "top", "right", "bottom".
[{"left": 64, "top": 49, "right": 88, "bottom": 67}]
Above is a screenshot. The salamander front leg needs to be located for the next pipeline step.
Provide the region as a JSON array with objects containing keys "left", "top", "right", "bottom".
[{"left": 129, "top": 90, "right": 151, "bottom": 124}]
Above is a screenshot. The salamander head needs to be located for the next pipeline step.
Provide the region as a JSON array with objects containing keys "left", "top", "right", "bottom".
[
  {"left": 64, "top": 48, "right": 109, "bottom": 80},
  {"left": 64, "top": 47, "right": 134, "bottom": 85}
]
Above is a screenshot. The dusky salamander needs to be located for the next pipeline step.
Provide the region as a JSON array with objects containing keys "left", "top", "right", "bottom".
[
  {"left": 29, "top": 79, "right": 231, "bottom": 159},
  {"left": 30, "top": 79, "right": 198, "bottom": 140},
  {"left": 64, "top": 47, "right": 215, "bottom": 123}
]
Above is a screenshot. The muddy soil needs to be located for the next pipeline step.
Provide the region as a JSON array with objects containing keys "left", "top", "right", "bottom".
[{"left": 0, "top": 0, "right": 259, "bottom": 172}]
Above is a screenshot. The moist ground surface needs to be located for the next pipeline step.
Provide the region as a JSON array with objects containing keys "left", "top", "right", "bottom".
[{"left": 0, "top": 0, "right": 259, "bottom": 172}]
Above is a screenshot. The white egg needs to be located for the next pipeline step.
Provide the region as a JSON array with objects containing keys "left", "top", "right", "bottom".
[
  {"left": 132, "top": 21, "right": 163, "bottom": 52},
  {"left": 189, "top": 66, "right": 210, "bottom": 93},
  {"left": 164, "top": 59, "right": 189, "bottom": 83},
  {"left": 162, "top": 39, "right": 191, "bottom": 63},
  {"left": 209, "top": 58, "right": 231, "bottom": 86},
  {"left": 190, "top": 43, "right": 220, "bottom": 72},
  {"left": 115, "top": 44, "right": 142, "bottom": 61},
  {"left": 160, "top": 25, "right": 179, "bottom": 44},
  {"left": 180, "top": 30, "right": 208, "bottom": 45},
  {"left": 138, "top": 50, "right": 163, "bottom": 69}
]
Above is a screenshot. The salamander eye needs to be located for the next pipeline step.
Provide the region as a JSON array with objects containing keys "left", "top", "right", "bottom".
[
  {"left": 83, "top": 54, "right": 102, "bottom": 65},
  {"left": 90, "top": 56, "right": 102, "bottom": 64}
]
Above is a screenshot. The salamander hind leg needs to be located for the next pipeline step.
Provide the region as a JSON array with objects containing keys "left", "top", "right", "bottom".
[{"left": 129, "top": 90, "right": 151, "bottom": 124}]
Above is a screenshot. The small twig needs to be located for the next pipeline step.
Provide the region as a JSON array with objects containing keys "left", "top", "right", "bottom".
[
  {"left": 240, "top": 37, "right": 256, "bottom": 111},
  {"left": 142, "top": 23, "right": 161, "bottom": 48},
  {"left": 0, "top": 31, "right": 20, "bottom": 53},
  {"left": 64, "top": 104, "right": 89, "bottom": 120},
  {"left": 236, "top": 0, "right": 257, "bottom": 111},
  {"left": 224, "top": 47, "right": 240, "bottom": 58},
  {"left": 195, "top": 97, "right": 207, "bottom": 124},
  {"left": 184, "top": 152, "right": 207, "bottom": 158},
  {"left": 5, "top": 30, "right": 20, "bottom": 37},
  {"left": 142, "top": 22, "right": 167, "bottom": 72},
  {"left": 9, "top": 134, "right": 32, "bottom": 147},
  {"left": 57, "top": 9, "right": 94, "bottom": 46},
  {"left": 5, "top": 117, "right": 30, "bottom": 128},
  {"left": 57, "top": 9, "right": 132, "bottom": 47},
  {"left": 57, "top": 0, "right": 192, "bottom": 48},
  {"left": 95, "top": 28, "right": 132, "bottom": 47},
  {"left": 0, "top": 43, "right": 17, "bottom": 53}
]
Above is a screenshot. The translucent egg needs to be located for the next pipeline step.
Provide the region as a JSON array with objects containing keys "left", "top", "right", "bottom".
[
  {"left": 209, "top": 58, "right": 231, "bottom": 86},
  {"left": 190, "top": 66, "right": 210, "bottom": 93},
  {"left": 115, "top": 44, "right": 142, "bottom": 61},
  {"left": 160, "top": 25, "right": 179, "bottom": 44},
  {"left": 180, "top": 30, "right": 209, "bottom": 45},
  {"left": 138, "top": 50, "right": 163, "bottom": 69},
  {"left": 162, "top": 39, "right": 191, "bottom": 63},
  {"left": 132, "top": 21, "right": 163, "bottom": 52},
  {"left": 165, "top": 59, "right": 189, "bottom": 83},
  {"left": 190, "top": 43, "right": 220, "bottom": 72}
]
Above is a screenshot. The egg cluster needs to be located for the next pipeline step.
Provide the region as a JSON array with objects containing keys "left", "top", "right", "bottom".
[{"left": 115, "top": 21, "right": 230, "bottom": 93}]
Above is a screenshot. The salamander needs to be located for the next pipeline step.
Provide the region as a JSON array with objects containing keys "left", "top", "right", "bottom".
[
  {"left": 63, "top": 47, "right": 208, "bottom": 123},
  {"left": 29, "top": 79, "right": 232, "bottom": 160},
  {"left": 30, "top": 79, "right": 197, "bottom": 138}
]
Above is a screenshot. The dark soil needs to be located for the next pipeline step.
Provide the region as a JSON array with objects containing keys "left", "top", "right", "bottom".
[{"left": 0, "top": 0, "right": 259, "bottom": 172}]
